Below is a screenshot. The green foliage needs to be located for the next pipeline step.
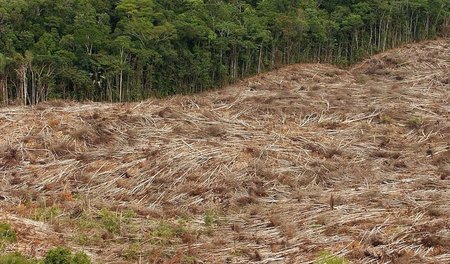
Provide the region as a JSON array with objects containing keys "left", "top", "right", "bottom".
[
  {"left": 122, "top": 243, "right": 141, "bottom": 261},
  {"left": 43, "top": 247, "right": 90, "bottom": 264},
  {"left": 43, "top": 248, "right": 75, "bottom": 264},
  {"left": 73, "top": 233, "right": 102, "bottom": 247},
  {"left": 0, "top": 222, "right": 16, "bottom": 244},
  {"left": 149, "top": 220, "right": 188, "bottom": 246},
  {"left": 99, "top": 209, "right": 121, "bottom": 234},
  {"left": 315, "top": 251, "right": 347, "bottom": 264},
  {"left": 183, "top": 255, "right": 197, "bottom": 264},
  {"left": 0, "top": 53, "right": 7, "bottom": 74},
  {"left": 0, "top": 252, "right": 33, "bottom": 264},
  {"left": 0, "top": 0, "right": 449, "bottom": 103},
  {"left": 152, "top": 221, "right": 185, "bottom": 239},
  {"left": 33, "top": 206, "right": 61, "bottom": 222},
  {"left": 407, "top": 116, "right": 423, "bottom": 129},
  {"left": 71, "top": 252, "right": 90, "bottom": 264},
  {"left": 0, "top": 248, "right": 90, "bottom": 264},
  {"left": 72, "top": 208, "right": 138, "bottom": 246},
  {"left": 204, "top": 211, "right": 217, "bottom": 227},
  {"left": 122, "top": 209, "right": 137, "bottom": 219}
]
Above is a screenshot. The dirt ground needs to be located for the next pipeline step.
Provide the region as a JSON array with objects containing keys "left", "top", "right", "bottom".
[{"left": 1, "top": 39, "right": 449, "bottom": 264}]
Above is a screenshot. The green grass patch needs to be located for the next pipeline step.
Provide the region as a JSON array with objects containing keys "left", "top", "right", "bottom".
[
  {"left": 0, "top": 247, "right": 90, "bottom": 264},
  {"left": 43, "top": 247, "right": 91, "bottom": 264},
  {"left": 149, "top": 220, "right": 188, "bottom": 246},
  {"left": 315, "top": 251, "right": 347, "bottom": 264},
  {"left": 0, "top": 252, "right": 34, "bottom": 264},
  {"left": 406, "top": 116, "right": 423, "bottom": 129},
  {"left": 99, "top": 209, "right": 121, "bottom": 234},
  {"left": 204, "top": 211, "right": 217, "bottom": 227},
  {"left": 123, "top": 243, "right": 141, "bottom": 261},
  {"left": 0, "top": 222, "right": 16, "bottom": 243},
  {"left": 33, "top": 206, "right": 61, "bottom": 222},
  {"left": 0, "top": 222, "right": 17, "bottom": 251}
]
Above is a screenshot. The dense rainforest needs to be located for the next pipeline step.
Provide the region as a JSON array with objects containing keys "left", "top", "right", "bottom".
[{"left": 0, "top": 0, "right": 449, "bottom": 104}]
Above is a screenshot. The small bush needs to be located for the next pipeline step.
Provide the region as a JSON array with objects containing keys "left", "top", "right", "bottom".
[
  {"left": 43, "top": 248, "right": 72, "bottom": 264},
  {"left": 150, "top": 221, "right": 187, "bottom": 246},
  {"left": 34, "top": 206, "right": 61, "bottom": 222},
  {"left": 0, "top": 252, "right": 33, "bottom": 264},
  {"left": 99, "top": 209, "right": 120, "bottom": 234},
  {"left": 0, "top": 248, "right": 90, "bottom": 264},
  {"left": 71, "top": 253, "right": 90, "bottom": 264},
  {"left": 153, "top": 221, "right": 183, "bottom": 239},
  {"left": 43, "top": 247, "right": 90, "bottom": 264},
  {"left": 204, "top": 212, "right": 217, "bottom": 227},
  {"left": 407, "top": 116, "right": 423, "bottom": 129},
  {"left": 0, "top": 222, "right": 16, "bottom": 244}
]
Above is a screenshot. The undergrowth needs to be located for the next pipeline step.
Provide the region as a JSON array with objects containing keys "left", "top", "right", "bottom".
[
  {"left": 0, "top": 248, "right": 90, "bottom": 264},
  {"left": 0, "top": 222, "right": 16, "bottom": 251},
  {"left": 0, "top": 222, "right": 91, "bottom": 264}
]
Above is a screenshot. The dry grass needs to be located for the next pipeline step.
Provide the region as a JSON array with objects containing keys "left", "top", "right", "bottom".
[{"left": 0, "top": 39, "right": 449, "bottom": 263}]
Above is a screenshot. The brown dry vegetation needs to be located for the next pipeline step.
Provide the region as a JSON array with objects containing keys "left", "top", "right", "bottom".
[{"left": 0, "top": 39, "right": 449, "bottom": 263}]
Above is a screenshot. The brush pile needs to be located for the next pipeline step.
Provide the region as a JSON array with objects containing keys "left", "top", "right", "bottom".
[{"left": 1, "top": 39, "right": 449, "bottom": 263}]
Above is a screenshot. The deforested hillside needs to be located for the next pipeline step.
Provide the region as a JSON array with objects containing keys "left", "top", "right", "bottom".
[
  {"left": 1, "top": 0, "right": 449, "bottom": 103},
  {"left": 1, "top": 39, "right": 449, "bottom": 263}
]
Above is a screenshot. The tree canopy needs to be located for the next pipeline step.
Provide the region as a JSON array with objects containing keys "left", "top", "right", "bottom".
[{"left": 0, "top": 0, "right": 449, "bottom": 104}]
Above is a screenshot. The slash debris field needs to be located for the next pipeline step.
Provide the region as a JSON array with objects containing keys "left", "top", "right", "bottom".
[{"left": 1, "top": 39, "right": 449, "bottom": 264}]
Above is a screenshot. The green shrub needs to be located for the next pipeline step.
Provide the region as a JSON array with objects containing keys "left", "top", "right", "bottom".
[
  {"left": 153, "top": 222, "right": 177, "bottom": 239},
  {"left": 406, "top": 116, "right": 423, "bottom": 129},
  {"left": 71, "top": 252, "right": 90, "bottom": 264},
  {"left": 99, "top": 209, "right": 120, "bottom": 234},
  {"left": 0, "top": 248, "right": 90, "bottom": 264},
  {"left": 204, "top": 213, "right": 215, "bottom": 227},
  {"left": 0, "top": 252, "right": 33, "bottom": 264},
  {"left": 33, "top": 206, "right": 61, "bottom": 222},
  {"left": 0, "top": 222, "right": 17, "bottom": 244},
  {"left": 150, "top": 221, "right": 187, "bottom": 246},
  {"left": 123, "top": 243, "right": 141, "bottom": 261},
  {"left": 43, "top": 247, "right": 90, "bottom": 264},
  {"left": 43, "top": 248, "right": 72, "bottom": 264},
  {"left": 0, "top": 222, "right": 17, "bottom": 251}
]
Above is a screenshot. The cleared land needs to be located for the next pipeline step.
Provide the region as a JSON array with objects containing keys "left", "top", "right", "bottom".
[{"left": 1, "top": 39, "right": 449, "bottom": 264}]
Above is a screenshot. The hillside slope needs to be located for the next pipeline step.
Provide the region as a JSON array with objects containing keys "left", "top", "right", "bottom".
[{"left": 1, "top": 39, "right": 449, "bottom": 263}]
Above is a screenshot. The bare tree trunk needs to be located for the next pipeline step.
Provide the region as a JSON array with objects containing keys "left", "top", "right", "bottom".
[
  {"left": 378, "top": 17, "right": 383, "bottom": 49},
  {"left": 23, "top": 68, "right": 28, "bottom": 105},
  {"left": 0, "top": 77, "right": 5, "bottom": 105},
  {"left": 257, "top": 44, "right": 263, "bottom": 74},
  {"left": 414, "top": 13, "right": 419, "bottom": 39},
  {"left": 15, "top": 65, "right": 27, "bottom": 105},
  {"left": 31, "top": 69, "right": 36, "bottom": 105},
  {"left": 5, "top": 76, "right": 8, "bottom": 105},
  {"left": 119, "top": 70, "right": 123, "bottom": 102},
  {"left": 369, "top": 25, "right": 373, "bottom": 55},
  {"left": 119, "top": 47, "right": 125, "bottom": 102},
  {"left": 383, "top": 19, "right": 390, "bottom": 51}
]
